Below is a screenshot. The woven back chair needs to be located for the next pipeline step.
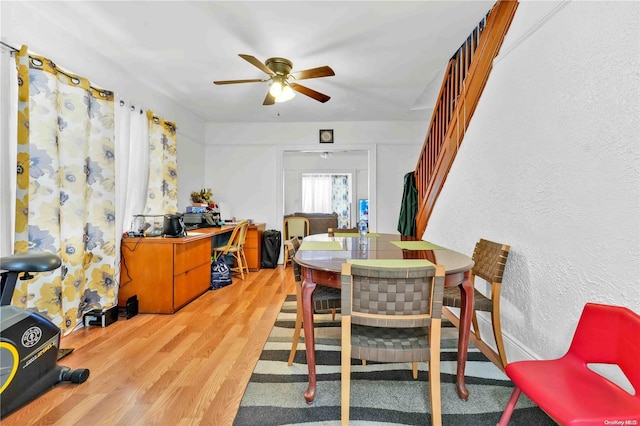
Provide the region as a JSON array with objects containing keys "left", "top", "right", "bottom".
[
  {"left": 341, "top": 262, "right": 446, "bottom": 426},
  {"left": 442, "top": 238, "right": 510, "bottom": 367},
  {"left": 283, "top": 236, "right": 301, "bottom": 269},
  {"left": 283, "top": 216, "right": 310, "bottom": 269},
  {"left": 287, "top": 241, "right": 341, "bottom": 366}
]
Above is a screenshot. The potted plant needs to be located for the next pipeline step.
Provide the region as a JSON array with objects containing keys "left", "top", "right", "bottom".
[{"left": 191, "top": 188, "right": 213, "bottom": 206}]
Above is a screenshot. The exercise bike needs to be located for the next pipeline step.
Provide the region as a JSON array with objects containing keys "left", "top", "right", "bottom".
[{"left": 1, "top": 252, "right": 89, "bottom": 418}]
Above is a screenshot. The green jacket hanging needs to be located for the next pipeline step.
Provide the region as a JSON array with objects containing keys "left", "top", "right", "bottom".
[{"left": 397, "top": 172, "right": 418, "bottom": 237}]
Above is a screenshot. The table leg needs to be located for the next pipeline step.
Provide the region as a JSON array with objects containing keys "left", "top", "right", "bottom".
[
  {"left": 456, "top": 270, "right": 474, "bottom": 400},
  {"left": 301, "top": 269, "right": 317, "bottom": 403}
]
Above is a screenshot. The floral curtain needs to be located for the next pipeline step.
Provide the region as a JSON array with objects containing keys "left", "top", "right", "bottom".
[
  {"left": 331, "top": 174, "right": 351, "bottom": 228},
  {"left": 145, "top": 112, "right": 178, "bottom": 214},
  {"left": 14, "top": 46, "right": 116, "bottom": 334}
]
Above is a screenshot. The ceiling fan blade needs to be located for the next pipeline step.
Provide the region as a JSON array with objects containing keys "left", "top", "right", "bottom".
[
  {"left": 239, "top": 54, "right": 276, "bottom": 76},
  {"left": 263, "top": 91, "right": 275, "bottom": 106},
  {"left": 213, "top": 79, "right": 267, "bottom": 85},
  {"left": 289, "top": 83, "right": 331, "bottom": 103},
  {"left": 290, "top": 66, "right": 335, "bottom": 81}
]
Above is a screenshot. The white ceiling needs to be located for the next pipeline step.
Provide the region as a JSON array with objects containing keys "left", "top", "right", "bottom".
[{"left": 2, "top": 1, "right": 495, "bottom": 123}]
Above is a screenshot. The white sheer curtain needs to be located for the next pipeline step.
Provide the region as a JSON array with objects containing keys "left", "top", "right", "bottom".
[
  {"left": 115, "top": 100, "right": 149, "bottom": 235},
  {"left": 114, "top": 100, "right": 149, "bottom": 291},
  {"left": 0, "top": 46, "right": 18, "bottom": 257},
  {"left": 301, "top": 173, "right": 333, "bottom": 213}
]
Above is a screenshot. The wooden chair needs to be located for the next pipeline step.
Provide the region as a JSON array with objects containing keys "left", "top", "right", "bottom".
[
  {"left": 287, "top": 241, "right": 341, "bottom": 366},
  {"left": 283, "top": 236, "right": 300, "bottom": 267},
  {"left": 498, "top": 302, "right": 640, "bottom": 425},
  {"left": 283, "top": 216, "right": 310, "bottom": 269},
  {"left": 212, "top": 220, "right": 249, "bottom": 279},
  {"left": 442, "top": 238, "right": 510, "bottom": 367},
  {"left": 341, "top": 262, "right": 446, "bottom": 426}
]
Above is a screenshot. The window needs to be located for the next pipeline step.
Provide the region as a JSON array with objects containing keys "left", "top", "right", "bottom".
[{"left": 301, "top": 173, "right": 352, "bottom": 227}]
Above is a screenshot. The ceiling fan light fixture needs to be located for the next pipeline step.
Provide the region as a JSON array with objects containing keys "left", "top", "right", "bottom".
[
  {"left": 215, "top": 54, "right": 333, "bottom": 105},
  {"left": 275, "top": 84, "right": 295, "bottom": 103},
  {"left": 269, "top": 80, "right": 283, "bottom": 97}
]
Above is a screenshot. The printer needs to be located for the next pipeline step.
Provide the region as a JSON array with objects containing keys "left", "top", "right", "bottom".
[{"left": 183, "top": 209, "right": 221, "bottom": 229}]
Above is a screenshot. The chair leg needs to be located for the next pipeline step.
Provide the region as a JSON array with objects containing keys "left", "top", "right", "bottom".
[
  {"left": 283, "top": 249, "right": 289, "bottom": 269},
  {"left": 331, "top": 308, "right": 336, "bottom": 320},
  {"left": 236, "top": 253, "right": 245, "bottom": 280},
  {"left": 341, "top": 315, "right": 351, "bottom": 426},
  {"left": 240, "top": 249, "right": 249, "bottom": 276},
  {"left": 497, "top": 387, "right": 522, "bottom": 426},
  {"left": 469, "top": 272, "right": 481, "bottom": 341},
  {"left": 472, "top": 310, "right": 481, "bottom": 340},
  {"left": 492, "top": 307, "right": 508, "bottom": 368},
  {"left": 412, "top": 362, "right": 418, "bottom": 379},
  {"left": 233, "top": 251, "right": 244, "bottom": 280},
  {"left": 287, "top": 282, "right": 304, "bottom": 366},
  {"left": 429, "top": 318, "right": 442, "bottom": 426}
]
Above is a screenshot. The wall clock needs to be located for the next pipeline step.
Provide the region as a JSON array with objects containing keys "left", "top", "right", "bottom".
[{"left": 319, "top": 129, "right": 334, "bottom": 143}]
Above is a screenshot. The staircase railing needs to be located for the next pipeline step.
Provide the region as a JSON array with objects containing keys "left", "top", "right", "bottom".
[{"left": 414, "top": 0, "right": 518, "bottom": 238}]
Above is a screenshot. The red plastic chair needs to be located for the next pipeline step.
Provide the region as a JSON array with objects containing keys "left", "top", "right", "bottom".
[{"left": 497, "top": 302, "right": 640, "bottom": 426}]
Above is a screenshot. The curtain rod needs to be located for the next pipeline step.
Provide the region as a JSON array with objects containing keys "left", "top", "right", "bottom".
[
  {"left": 0, "top": 41, "right": 19, "bottom": 53},
  {"left": 0, "top": 41, "right": 113, "bottom": 96}
]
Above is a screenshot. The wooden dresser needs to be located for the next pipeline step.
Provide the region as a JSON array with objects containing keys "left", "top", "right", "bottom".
[
  {"left": 119, "top": 224, "right": 266, "bottom": 313},
  {"left": 244, "top": 223, "right": 265, "bottom": 271},
  {"left": 119, "top": 227, "right": 233, "bottom": 314}
]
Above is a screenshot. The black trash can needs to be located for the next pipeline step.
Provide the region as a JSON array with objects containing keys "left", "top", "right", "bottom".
[{"left": 261, "top": 229, "right": 281, "bottom": 268}]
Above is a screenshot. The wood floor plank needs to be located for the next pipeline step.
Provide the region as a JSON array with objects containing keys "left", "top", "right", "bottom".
[
  {"left": 3, "top": 265, "right": 504, "bottom": 425},
  {"left": 2, "top": 266, "right": 295, "bottom": 426}
]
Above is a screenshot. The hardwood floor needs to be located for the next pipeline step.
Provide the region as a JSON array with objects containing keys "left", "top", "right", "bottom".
[{"left": 3, "top": 266, "right": 295, "bottom": 426}]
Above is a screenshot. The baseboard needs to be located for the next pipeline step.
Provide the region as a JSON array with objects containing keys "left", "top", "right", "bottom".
[{"left": 444, "top": 307, "right": 541, "bottom": 366}]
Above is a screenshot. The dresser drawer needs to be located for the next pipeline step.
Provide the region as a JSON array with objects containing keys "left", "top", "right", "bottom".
[
  {"left": 174, "top": 238, "right": 210, "bottom": 275},
  {"left": 244, "top": 230, "right": 258, "bottom": 248},
  {"left": 174, "top": 262, "right": 210, "bottom": 310}
]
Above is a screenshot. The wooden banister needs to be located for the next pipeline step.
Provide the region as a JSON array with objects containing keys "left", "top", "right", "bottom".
[{"left": 415, "top": 0, "right": 518, "bottom": 238}]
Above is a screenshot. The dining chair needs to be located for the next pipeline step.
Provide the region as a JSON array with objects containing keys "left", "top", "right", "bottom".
[
  {"left": 442, "top": 238, "right": 510, "bottom": 367},
  {"left": 212, "top": 220, "right": 249, "bottom": 279},
  {"left": 287, "top": 242, "right": 342, "bottom": 366},
  {"left": 341, "top": 262, "right": 446, "bottom": 426},
  {"left": 283, "top": 216, "right": 310, "bottom": 269},
  {"left": 283, "top": 236, "right": 300, "bottom": 270},
  {"left": 497, "top": 302, "right": 640, "bottom": 425}
]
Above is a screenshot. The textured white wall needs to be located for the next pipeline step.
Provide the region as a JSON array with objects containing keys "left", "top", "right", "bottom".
[
  {"left": 204, "top": 145, "right": 278, "bottom": 226},
  {"left": 425, "top": 1, "right": 640, "bottom": 360}
]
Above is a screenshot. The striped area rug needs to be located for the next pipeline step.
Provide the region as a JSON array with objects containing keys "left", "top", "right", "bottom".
[{"left": 234, "top": 295, "right": 553, "bottom": 425}]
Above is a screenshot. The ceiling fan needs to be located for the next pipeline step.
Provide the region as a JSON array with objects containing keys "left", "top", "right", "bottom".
[{"left": 213, "top": 54, "right": 335, "bottom": 105}]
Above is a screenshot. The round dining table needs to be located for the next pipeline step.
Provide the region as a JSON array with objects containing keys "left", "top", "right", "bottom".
[{"left": 294, "top": 232, "right": 475, "bottom": 403}]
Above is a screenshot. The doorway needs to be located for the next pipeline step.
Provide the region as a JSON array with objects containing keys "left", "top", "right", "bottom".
[{"left": 279, "top": 148, "right": 375, "bottom": 231}]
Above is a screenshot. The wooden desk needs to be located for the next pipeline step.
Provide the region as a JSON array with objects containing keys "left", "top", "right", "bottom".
[
  {"left": 294, "top": 233, "right": 475, "bottom": 402},
  {"left": 119, "top": 226, "right": 234, "bottom": 314}
]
